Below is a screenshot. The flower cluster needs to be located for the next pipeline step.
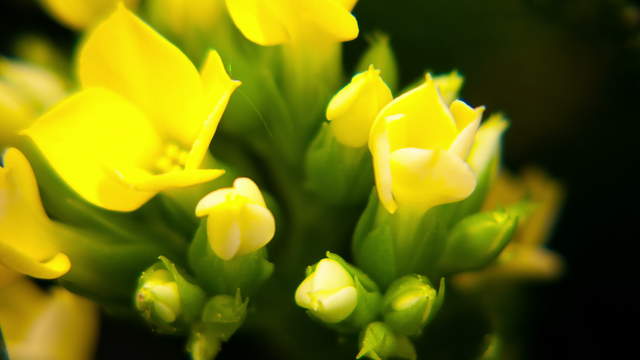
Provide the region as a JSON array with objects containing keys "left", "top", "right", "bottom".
[{"left": 0, "top": 1, "right": 563, "bottom": 359}]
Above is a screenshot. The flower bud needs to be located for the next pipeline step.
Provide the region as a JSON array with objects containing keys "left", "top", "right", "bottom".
[
  {"left": 382, "top": 275, "right": 445, "bottom": 336},
  {"left": 187, "top": 292, "right": 248, "bottom": 360},
  {"left": 357, "top": 322, "right": 417, "bottom": 360},
  {"left": 295, "top": 253, "right": 381, "bottom": 329},
  {"left": 438, "top": 209, "right": 518, "bottom": 274},
  {"left": 188, "top": 215, "right": 274, "bottom": 296},
  {"left": 356, "top": 33, "right": 399, "bottom": 91},
  {"left": 327, "top": 66, "right": 393, "bottom": 148},
  {"left": 195, "top": 177, "right": 275, "bottom": 261},
  {"left": 295, "top": 258, "right": 358, "bottom": 324},
  {"left": 135, "top": 257, "right": 206, "bottom": 334}
]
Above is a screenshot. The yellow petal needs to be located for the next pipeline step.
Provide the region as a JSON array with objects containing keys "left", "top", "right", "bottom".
[
  {"left": 294, "top": 273, "right": 316, "bottom": 308},
  {"left": 115, "top": 166, "right": 224, "bottom": 192},
  {"left": 225, "top": 0, "right": 358, "bottom": 45},
  {"left": 448, "top": 101, "right": 483, "bottom": 160},
  {"left": 39, "top": 0, "right": 138, "bottom": 29},
  {"left": 233, "top": 177, "right": 267, "bottom": 206},
  {"left": 303, "top": 0, "right": 359, "bottom": 42},
  {"left": 225, "top": 0, "right": 290, "bottom": 46},
  {"left": 380, "top": 75, "right": 458, "bottom": 151},
  {"left": 433, "top": 71, "right": 464, "bottom": 105},
  {"left": 78, "top": 4, "right": 205, "bottom": 147},
  {"left": 313, "top": 259, "right": 354, "bottom": 291},
  {"left": 389, "top": 148, "right": 476, "bottom": 211},
  {"left": 23, "top": 88, "right": 161, "bottom": 212},
  {"left": 313, "top": 285, "right": 357, "bottom": 323},
  {"left": 207, "top": 206, "right": 242, "bottom": 260},
  {"left": 369, "top": 115, "right": 397, "bottom": 213},
  {"left": 3, "top": 284, "right": 99, "bottom": 360},
  {"left": 467, "top": 114, "right": 508, "bottom": 174},
  {"left": 237, "top": 203, "right": 276, "bottom": 256},
  {"left": 0, "top": 148, "right": 70, "bottom": 279},
  {"left": 186, "top": 50, "right": 241, "bottom": 170}
]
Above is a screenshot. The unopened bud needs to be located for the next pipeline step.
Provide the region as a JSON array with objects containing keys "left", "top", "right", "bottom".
[{"left": 382, "top": 275, "right": 445, "bottom": 336}]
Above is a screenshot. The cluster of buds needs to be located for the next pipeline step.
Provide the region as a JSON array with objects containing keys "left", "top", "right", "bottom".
[{"left": 1, "top": 1, "right": 563, "bottom": 359}]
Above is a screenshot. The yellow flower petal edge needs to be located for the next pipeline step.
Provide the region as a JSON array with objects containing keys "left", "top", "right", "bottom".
[
  {"left": 0, "top": 148, "right": 70, "bottom": 279},
  {"left": 369, "top": 74, "right": 484, "bottom": 214},
  {"left": 196, "top": 178, "right": 275, "bottom": 260},
  {"left": 24, "top": 6, "right": 239, "bottom": 212},
  {"left": 39, "top": 0, "right": 138, "bottom": 29},
  {"left": 225, "top": 0, "right": 359, "bottom": 46}
]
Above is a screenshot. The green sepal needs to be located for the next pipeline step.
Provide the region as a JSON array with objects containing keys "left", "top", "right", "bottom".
[
  {"left": 304, "top": 124, "right": 373, "bottom": 205},
  {"left": 355, "top": 33, "right": 399, "bottom": 91},
  {"left": 135, "top": 256, "right": 206, "bottom": 334},
  {"left": 200, "top": 292, "right": 248, "bottom": 341},
  {"left": 437, "top": 209, "right": 519, "bottom": 275},
  {"left": 353, "top": 191, "right": 397, "bottom": 288},
  {"left": 188, "top": 219, "right": 274, "bottom": 296}
]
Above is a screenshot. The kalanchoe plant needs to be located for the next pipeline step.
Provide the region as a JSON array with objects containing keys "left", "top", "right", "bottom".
[{"left": 0, "top": 1, "right": 565, "bottom": 359}]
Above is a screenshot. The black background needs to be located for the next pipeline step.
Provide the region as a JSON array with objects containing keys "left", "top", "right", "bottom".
[{"left": 1, "top": 0, "right": 639, "bottom": 358}]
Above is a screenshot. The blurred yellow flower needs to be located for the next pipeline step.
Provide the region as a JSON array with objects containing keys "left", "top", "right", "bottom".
[
  {"left": 454, "top": 168, "right": 564, "bottom": 288},
  {"left": 40, "top": 0, "right": 139, "bottom": 29},
  {"left": 0, "top": 57, "right": 66, "bottom": 140},
  {"left": 225, "top": 0, "right": 359, "bottom": 46},
  {"left": 326, "top": 65, "right": 393, "bottom": 148},
  {"left": 23, "top": 5, "right": 240, "bottom": 212},
  {"left": 0, "top": 268, "right": 98, "bottom": 360},
  {"left": 0, "top": 148, "right": 70, "bottom": 279},
  {"left": 369, "top": 74, "right": 484, "bottom": 214},
  {"left": 196, "top": 178, "right": 275, "bottom": 260}
]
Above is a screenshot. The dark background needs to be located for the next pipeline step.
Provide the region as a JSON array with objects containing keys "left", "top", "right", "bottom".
[{"left": 2, "top": 0, "right": 639, "bottom": 358}]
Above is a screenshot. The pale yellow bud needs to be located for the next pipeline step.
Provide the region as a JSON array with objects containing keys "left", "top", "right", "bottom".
[
  {"left": 195, "top": 178, "right": 275, "bottom": 260},
  {"left": 294, "top": 258, "right": 357, "bottom": 323},
  {"left": 327, "top": 65, "right": 392, "bottom": 148}
]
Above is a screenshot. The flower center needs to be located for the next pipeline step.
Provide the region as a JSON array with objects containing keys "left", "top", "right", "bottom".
[{"left": 152, "top": 142, "right": 189, "bottom": 174}]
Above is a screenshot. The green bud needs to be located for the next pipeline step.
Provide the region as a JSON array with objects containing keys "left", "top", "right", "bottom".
[
  {"left": 438, "top": 210, "right": 518, "bottom": 274},
  {"left": 356, "top": 33, "right": 399, "bottom": 91},
  {"left": 295, "top": 252, "right": 382, "bottom": 332},
  {"left": 187, "top": 292, "right": 248, "bottom": 360},
  {"left": 188, "top": 219, "right": 274, "bottom": 296},
  {"left": 357, "top": 322, "right": 417, "bottom": 360},
  {"left": 135, "top": 257, "right": 206, "bottom": 334},
  {"left": 200, "top": 292, "right": 248, "bottom": 341},
  {"left": 304, "top": 124, "right": 373, "bottom": 205},
  {"left": 382, "top": 275, "right": 445, "bottom": 336}
]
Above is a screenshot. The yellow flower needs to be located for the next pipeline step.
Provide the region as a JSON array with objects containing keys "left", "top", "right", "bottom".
[
  {"left": 195, "top": 178, "right": 275, "bottom": 260},
  {"left": 0, "top": 148, "right": 70, "bottom": 279},
  {"left": 0, "top": 272, "right": 98, "bottom": 360},
  {"left": 39, "top": 0, "right": 138, "bottom": 29},
  {"left": 225, "top": 0, "right": 359, "bottom": 46},
  {"left": 22, "top": 5, "right": 240, "bottom": 212},
  {"left": 147, "top": 0, "right": 225, "bottom": 38},
  {"left": 369, "top": 74, "right": 485, "bottom": 214},
  {"left": 0, "top": 58, "right": 66, "bottom": 140},
  {"left": 326, "top": 65, "right": 393, "bottom": 148},
  {"left": 294, "top": 258, "right": 357, "bottom": 323}
]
